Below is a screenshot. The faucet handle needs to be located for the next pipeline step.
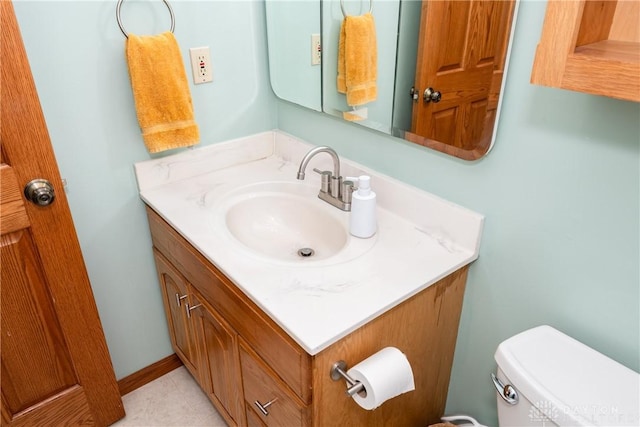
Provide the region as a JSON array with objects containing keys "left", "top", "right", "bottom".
[
  {"left": 313, "top": 168, "right": 329, "bottom": 175},
  {"left": 313, "top": 168, "right": 332, "bottom": 193},
  {"left": 341, "top": 180, "right": 355, "bottom": 204}
]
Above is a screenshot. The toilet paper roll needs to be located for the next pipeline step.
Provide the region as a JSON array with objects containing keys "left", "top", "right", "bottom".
[{"left": 346, "top": 347, "right": 415, "bottom": 410}]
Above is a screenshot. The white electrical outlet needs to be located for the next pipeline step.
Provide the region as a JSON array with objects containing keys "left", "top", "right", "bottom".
[
  {"left": 311, "top": 34, "right": 321, "bottom": 66},
  {"left": 189, "top": 47, "right": 213, "bottom": 84}
]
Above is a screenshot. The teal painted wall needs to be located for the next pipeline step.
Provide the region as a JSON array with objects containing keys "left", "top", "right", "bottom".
[
  {"left": 278, "top": 1, "right": 640, "bottom": 424},
  {"left": 14, "top": 0, "right": 276, "bottom": 379},
  {"left": 13, "top": 1, "right": 639, "bottom": 425}
]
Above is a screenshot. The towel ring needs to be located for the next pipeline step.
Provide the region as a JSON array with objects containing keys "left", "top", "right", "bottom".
[
  {"left": 340, "top": 0, "right": 373, "bottom": 17},
  {"left": 116, "top": 0, "right": 175, "bottom": 38}
]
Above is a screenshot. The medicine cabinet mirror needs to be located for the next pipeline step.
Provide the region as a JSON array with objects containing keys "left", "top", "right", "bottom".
[{"left": 265, "top": 0, "right": 518, "bottom": 160}]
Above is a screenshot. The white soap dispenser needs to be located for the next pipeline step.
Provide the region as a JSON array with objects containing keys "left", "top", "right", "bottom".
[{"left": 348, "top": 175, "right": 377, "bottom": 238}]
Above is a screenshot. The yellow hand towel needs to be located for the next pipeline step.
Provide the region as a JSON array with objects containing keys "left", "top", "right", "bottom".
[
  {"left": 337, "top": 12, "right": 377, "bottom": 107},
  {"left": 126, "top": 32, "right": 199, "bottom": 153}
]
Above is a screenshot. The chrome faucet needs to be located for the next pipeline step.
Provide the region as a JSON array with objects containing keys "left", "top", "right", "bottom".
[{"left": 296, "top": 146, "right": 353, "bottom": 211}]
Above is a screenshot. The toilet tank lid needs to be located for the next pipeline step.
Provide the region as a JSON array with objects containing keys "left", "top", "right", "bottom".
[{"left": 494, "top": 325, "right": 639, "bottom": 427}]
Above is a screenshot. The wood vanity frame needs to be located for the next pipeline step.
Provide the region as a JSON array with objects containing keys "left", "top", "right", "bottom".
[{"left": 146, "top": 206, "right": 469, "bottom": 426}]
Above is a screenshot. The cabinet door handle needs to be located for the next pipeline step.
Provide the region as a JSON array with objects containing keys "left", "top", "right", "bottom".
[
  {"left": 175, "top": 293, "right": 187, "bottom": 307},
  {"left": 254, "top": 397, "right": 278, "bottom": 416},
  {"left": 185, "top": 302, "right": 202, "bottom": 318}
]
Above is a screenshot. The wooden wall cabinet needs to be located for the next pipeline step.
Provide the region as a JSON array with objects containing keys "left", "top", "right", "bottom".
[
  {"left": 531, "top": 0, "right": 640, "bottom": 101},
  {"left": 147, "top": 206, "right": 469, "bottom": 426}
]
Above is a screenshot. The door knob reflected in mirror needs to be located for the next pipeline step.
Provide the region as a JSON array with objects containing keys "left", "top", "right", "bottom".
[
  {"left": 423, "top": 87, "right": 442, "bottom": 103},
  {"left": 24, "top": 179, "right": 56, "bottom": 206}
]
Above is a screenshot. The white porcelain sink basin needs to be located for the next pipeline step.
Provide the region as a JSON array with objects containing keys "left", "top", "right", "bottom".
[
  {"left": 220, "top": 182, "right": 352, "bottom": 263},
  {"left": 226, "top": 194, "right": 348, "bottom": 261}
]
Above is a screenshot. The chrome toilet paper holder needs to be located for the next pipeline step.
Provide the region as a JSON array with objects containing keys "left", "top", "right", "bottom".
[{"left": 330, "top": 360, "right": 367, "bottom": 397}]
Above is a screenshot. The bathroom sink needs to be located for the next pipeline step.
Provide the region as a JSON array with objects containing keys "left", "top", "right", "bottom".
[{"left": 222, "top": 183, "right": 349, "bottom": 262}]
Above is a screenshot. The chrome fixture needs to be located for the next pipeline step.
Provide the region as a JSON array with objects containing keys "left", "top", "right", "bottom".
[
  {"left": 491, "top": 373, "right": 518, "bottom": 405},
  {"left": 423, "top": 87, "right": 442, "bottom": 103},
  {"left": 330, "top": 360, "right": 367, "bottom": 397},
  {"left": 185, "top": 302, "right": 202, "bottom": 319},
  {"left": 116, "top": 0, "right": 176, "bottom": 39},
  {"left": 409, "top": 86, "right": 442, "bottom": 103},
  {"left": 340, "top": 0, "right": 373, "bottom": 17},
  {"left": 296, "top": 146, "right": 353, "bottom": 211},
  {"left": 297, "top": 247, "right": 315, "bottom": 258},
  {"left": 254, "top": 397, "right": 278, "bottom": 416},
  {"left": 24, "top": 179, "right": 56, "bottom": 206}
]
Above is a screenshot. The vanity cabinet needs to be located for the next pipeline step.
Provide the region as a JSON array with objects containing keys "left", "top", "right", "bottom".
[
  {"left": 531, "top": 0, "right": 640, "bottom": 101},
  {"left": 240, "top": 340, "right": 311, "bottom": 427},
  {"left": 190, "top": 291, "right": 245, "bottom": 426},
  {"left": 146, "top": 206, "right": 469, "bottom": 426},
  {"left": 154, "top": 248, "right": 245, "bottom": 426},
  {"left": 154, "top": 251, "right": 200, "bottom": 378}
]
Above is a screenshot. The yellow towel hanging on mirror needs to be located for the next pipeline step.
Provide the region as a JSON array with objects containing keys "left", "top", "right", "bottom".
[
  {"left": 126, "top": 31, "right": 200, "bottom": 153},
  {"left": 337, "top": 12, "right": 377, "bottom": 107}
]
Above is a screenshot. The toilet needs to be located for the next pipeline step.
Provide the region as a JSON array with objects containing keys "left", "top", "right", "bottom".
[{"left": 444, "top": 325, "right": 640, "bottom": 427}]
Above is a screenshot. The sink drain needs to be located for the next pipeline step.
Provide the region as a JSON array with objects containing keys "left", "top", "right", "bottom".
[{"left": 297, "top": 247, "right": 315, "bottom": 258}]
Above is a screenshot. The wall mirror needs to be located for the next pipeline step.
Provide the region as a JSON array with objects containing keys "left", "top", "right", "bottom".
[
  {"left": 265, "top": 0, "right": 322, "bottom": 111},
  {"left": 265, "top": 0, "right": 519, "bottom": 160}
]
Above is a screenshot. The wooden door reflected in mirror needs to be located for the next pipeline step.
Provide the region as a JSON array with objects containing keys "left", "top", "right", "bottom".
[
  {"left": 408, "top": 0, "right": 515, "bottom": 160},
  {"left": 264, "top": 0, "right": 518, "bottom": 161}
]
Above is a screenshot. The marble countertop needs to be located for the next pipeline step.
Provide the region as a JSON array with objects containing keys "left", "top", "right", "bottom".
[{"left": 135, "top": 131, "right": 484, "bottom": 355}]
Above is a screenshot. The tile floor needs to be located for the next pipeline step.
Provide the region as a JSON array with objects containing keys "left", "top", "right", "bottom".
[{"left": 112, "top": 367, "right": 227, "bottom": 427}]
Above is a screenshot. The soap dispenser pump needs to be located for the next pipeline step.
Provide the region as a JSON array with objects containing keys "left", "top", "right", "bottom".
[{"left": 347, "top": 175, "right": 377, "bottom": 238}]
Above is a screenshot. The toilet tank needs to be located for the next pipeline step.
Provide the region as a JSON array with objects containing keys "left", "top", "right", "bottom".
[{"left": 494, "top": 325, "right": 639, "bottom": 427}]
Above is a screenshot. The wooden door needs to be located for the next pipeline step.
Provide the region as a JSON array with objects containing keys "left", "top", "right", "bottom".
[
  {"left": 1, "top": 2, "right": 124, "bottom": 426},
  {"left": 411, "top": 0, "right": 515, "bottom": 159},
  {"left": 153, "top": 250, "right": 200, "bottom": 377},
  {"left": 192, "top": 292, "right": 244, "bottom": 427}
]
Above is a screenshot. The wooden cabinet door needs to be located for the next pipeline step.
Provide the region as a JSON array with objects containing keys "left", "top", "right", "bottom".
[
  {"left": 192, "top": 293, "right": 245, "bottom": 427},
  {"left": 411, "top": 0, "right": 514, "bottom": 157},
  {"left": 0, "top": 2, "right": 123, "bottom": 425},
  {"left": 239, "top": 341, "right": 309, "bottom": 427},
  {"left": 152, "top": 250, "right": 200, "bottom": 378}
]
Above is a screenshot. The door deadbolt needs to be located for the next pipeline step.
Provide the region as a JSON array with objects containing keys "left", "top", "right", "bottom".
[{"left": 24, "top": 179, "right": 56, "bottom": 206}]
